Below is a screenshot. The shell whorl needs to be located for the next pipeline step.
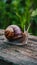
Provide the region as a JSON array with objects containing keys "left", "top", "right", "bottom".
[{"left": 5, "top": 25, "right": 22, "bottom": 40}]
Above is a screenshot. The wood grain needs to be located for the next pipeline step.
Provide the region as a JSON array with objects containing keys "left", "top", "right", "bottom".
[{"left": 0, "top": 30, "right": 37, "bottom": 65}]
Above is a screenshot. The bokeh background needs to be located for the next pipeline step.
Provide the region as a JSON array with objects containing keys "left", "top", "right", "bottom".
[{"left": 0, "top": 0, "right": 37, "bottom": 35}]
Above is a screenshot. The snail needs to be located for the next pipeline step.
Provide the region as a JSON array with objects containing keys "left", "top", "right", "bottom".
[{"left": 5, "top": 25, "right": 27, "bottom": 42}]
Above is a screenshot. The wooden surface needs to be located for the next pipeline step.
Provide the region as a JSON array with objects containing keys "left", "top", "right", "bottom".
[{"left": 0, "top": 30, "right": 37, "bottom": 65}]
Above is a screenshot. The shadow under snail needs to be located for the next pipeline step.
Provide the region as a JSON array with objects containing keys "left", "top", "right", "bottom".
[{"left": 5, "top": 25, "right": 27, "bottom": 42}]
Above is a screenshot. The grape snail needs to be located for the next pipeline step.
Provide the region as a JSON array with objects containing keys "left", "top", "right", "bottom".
[{"left": 5, "top": 25, "right": 27, "bottom": 42}]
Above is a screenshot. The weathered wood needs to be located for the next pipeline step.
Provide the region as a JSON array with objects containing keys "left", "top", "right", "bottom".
[
  {"left": 28, "top": 35, "right": 37, "bottom": 42},
  {"left": 0, "top": 29, "right": 5, "bottom": 35},
  {"left": 0, "top": 30, "right": 37, "bottom": 65}
]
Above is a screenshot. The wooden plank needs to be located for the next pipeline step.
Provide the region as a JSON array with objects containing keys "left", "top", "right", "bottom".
[
  {"left": 0, "top": 29, "right": 5, "bottom": 35},
  {"left": 0, "top": 30, "right": 37, "bottom": 65},
  {"left": 28, "top": 35, "right": 37, "bottom": 41}
]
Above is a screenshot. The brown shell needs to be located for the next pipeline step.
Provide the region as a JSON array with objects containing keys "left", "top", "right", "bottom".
[{"left": 5, "top": 25, "right": 23, "bottom": 41}]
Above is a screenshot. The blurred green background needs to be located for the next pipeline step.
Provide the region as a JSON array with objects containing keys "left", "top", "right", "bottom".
[{"left": 0, "top": 0, "right": 37, "bottom": 36}]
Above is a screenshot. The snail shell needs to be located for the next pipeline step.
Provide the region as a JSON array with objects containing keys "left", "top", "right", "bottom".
[{"left": 5, "top": 25, "right": 23, "bottom": 41}]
